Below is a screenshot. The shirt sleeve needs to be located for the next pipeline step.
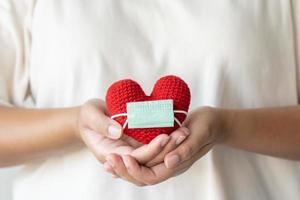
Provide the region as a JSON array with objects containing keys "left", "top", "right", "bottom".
[
  {"left": 292, "top": 0, "right": 300, "bottom": 101},
  {"left": 0, "top": 0, "right": 34, "bottom": 107}
]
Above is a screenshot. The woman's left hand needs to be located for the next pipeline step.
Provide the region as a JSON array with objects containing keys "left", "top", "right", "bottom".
[{"left": 104, "top": 106, "right": 229, "bottom": 186}]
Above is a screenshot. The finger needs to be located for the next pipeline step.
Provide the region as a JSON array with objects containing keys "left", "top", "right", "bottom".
[
  {"left": 164, "top": 129, "right": 209, "bottom": 169},
  {"left": 164, "top": 140, "right": 211, "bottom": 168},
  {"left": 130, "top": 134, "right": 170, "bottom": 164},
  {"left": 103, "top": 162, "right": 119, "bottom": 178},
  {"left": 124, "top": 143, "right": 213, "bottom": 186},
  {"left": 172, "top": 143, "right": 213, "bottom": 176},
  {"left": 123, "top": 153, "right": 193, "bottom": 185},
  {"left": 81, "top": 128, "right": 134, "bottom": 164},
  {"left": 145, "top": 127, "right": 190, "bottom": 167},
  {"left": 149, "top": 143, "right": 213, "bottom": 183},
  {"left": 106, "top": 154, "right": 145, "bottom": 186},
  {"left": 83, "top": 99, "right": 123, "bottom": 139},
  {"left": 122, "top": 134, "right": 143, "bottom": 148},
  {"left": 122, "top": 155, "right": 158, "bottom": 185}
]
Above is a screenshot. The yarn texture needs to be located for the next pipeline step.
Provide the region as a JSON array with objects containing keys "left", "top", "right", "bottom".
[{"left": 105, "top": 75, "right": 191, "bottom": 144}]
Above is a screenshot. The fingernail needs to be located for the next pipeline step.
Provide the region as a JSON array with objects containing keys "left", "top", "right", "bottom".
[
  {"left": 108, "top": 125, "right": 121, "bottom": 139},
  {"left": 176, "top": 135, "right": 186, "bottom": 146},
  {"left": 166, "top": 155, "right": 180, "bottom": 168},
  {"left": 160, "top": 137, "right": 170, "bottom": 148}
]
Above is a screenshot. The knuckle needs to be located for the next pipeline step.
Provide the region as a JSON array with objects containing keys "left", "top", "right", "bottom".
[
  {"left": 179, "top": 127, "right": 190, "bottom": 136},
  {"left": 171, "top": 129, "right": 189, "bottom": 141},
  {"left": 180, "top": 145, "right": 193, "bottom": 158}
]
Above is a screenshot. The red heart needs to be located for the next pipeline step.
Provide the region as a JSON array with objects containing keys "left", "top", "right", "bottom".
[{"left": 105, "top": 75, "right": 191, "bottom": 144}]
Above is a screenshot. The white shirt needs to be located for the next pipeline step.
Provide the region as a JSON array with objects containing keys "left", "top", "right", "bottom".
[{"left": 1, "top": 0, "right": 300, "bottom": 199}]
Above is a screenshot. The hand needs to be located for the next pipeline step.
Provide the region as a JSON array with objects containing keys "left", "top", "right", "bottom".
[
  {"left": 76, "top": 99, "right": 189, "bottom": 183},
  {"left": 104, "top": 106, "right": 227, "bottom": 186}
]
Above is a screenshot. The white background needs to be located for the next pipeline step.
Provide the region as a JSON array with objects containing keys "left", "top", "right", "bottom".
[{"left": 0, "top": 167, "right": 19, "bottom": 200}]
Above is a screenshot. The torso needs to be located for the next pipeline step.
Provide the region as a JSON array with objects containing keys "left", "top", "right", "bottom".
[{"left": 14, "top": 1, "right": 300, "bottom": 199}]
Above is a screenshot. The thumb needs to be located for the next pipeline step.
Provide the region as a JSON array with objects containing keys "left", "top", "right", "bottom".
[{"left": 83, "top": 99, "right": 123, "bottom": 139}]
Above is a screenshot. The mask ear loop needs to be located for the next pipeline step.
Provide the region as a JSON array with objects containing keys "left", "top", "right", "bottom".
[
  {"left": 110, "top": 113, "right": 128, "bottom": 129},
  {"left": 111, "top": 110, "right": 188, "bottom": 129},
  {"left": 173, "top": 110, "right": 188, "bottom": 127}
]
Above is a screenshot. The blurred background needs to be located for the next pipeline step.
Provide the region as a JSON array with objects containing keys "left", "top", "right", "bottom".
[{"left": 0, "top": 167, "right": 20, "bottom": 200}]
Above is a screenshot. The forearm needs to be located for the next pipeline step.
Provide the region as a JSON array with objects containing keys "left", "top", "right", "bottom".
[
  {"left": 0, "top": 106, "right": 81, "bottom": 167},
  {"left": 222, "top": 106, "right": 300, "bottom": 160}
]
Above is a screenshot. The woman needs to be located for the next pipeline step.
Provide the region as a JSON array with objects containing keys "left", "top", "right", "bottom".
[{"left": 1, "top": 0, "right": 300, "bottom": 199}]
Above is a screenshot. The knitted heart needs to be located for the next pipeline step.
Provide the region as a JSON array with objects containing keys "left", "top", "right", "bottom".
[{"left": 105, "top": 75, "right": 191, "bottom": 144}]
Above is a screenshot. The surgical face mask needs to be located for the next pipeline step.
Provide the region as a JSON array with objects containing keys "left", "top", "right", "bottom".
[{"left": 110, "top": 99, "right": 187, "bottom": 129}]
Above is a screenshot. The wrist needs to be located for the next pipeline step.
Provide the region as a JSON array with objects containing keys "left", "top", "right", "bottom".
[
  {"left": 212, "top": 107, "right": 237, "bottom": 145},
  {"left": 68, "top": 106, "right": 82, "bottom": 141}
]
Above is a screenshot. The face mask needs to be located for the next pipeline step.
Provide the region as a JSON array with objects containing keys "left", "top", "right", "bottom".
[{"left": 110, "top": 99, "right": 187, "bottom": 129}]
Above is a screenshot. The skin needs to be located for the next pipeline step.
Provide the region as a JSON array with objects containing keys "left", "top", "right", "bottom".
[
  {"left": 1, "top": 99, "right": 300, "bottom": 186},
  {"left": 0, "top": 105, "right": 80, "bottom": 166},
  {"left": 104, "top": 106, "right": 300, "bottom": 185},
  {"left": 0, "top": 99, "right": 188, "bottom": 169}
]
